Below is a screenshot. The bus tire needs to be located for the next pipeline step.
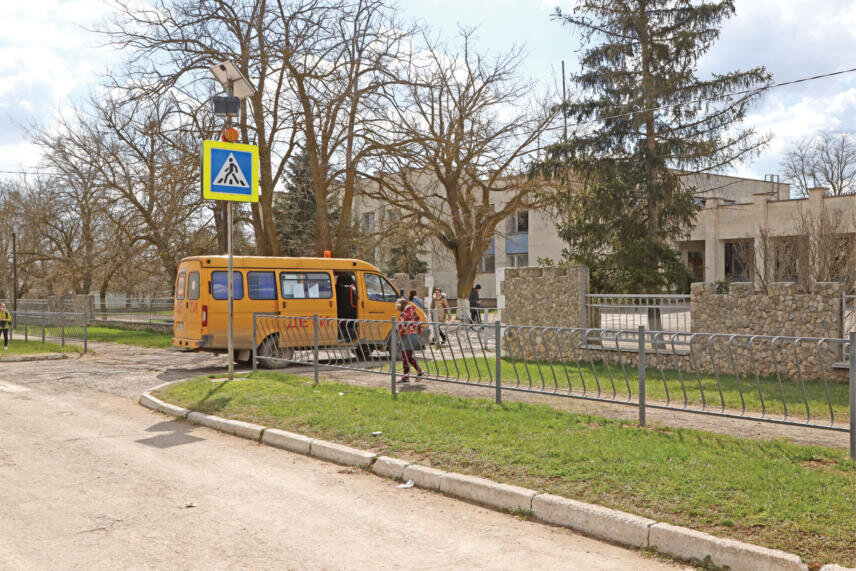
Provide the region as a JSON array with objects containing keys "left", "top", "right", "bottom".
[
  {"left": 352, "top": 344, "right": 373, "bottom": 361},
  {"left": 257, "top": 335, "right": 291, "bottom": 369}
]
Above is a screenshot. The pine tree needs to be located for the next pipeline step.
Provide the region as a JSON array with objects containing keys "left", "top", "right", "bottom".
[
  {"left": 274, "top": 151, "right": 336, "bottom": 257},
  {"left": 538, "top": 0, "right": 770, "bottom": 293}
]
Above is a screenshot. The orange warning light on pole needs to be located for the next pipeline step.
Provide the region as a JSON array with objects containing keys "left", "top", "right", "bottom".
[
  {"left": 221, "top": 127, "right": 240, "bottom": 143},
  {"left": 323, "top": 250, "right": 332, "bottom": 258}
]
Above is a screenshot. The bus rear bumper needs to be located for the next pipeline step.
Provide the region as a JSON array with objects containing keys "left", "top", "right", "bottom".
[{"left": 172, "top": 335, "right": 213, "bottom": 349}]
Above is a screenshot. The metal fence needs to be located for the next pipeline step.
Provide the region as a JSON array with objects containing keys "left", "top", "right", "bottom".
[
  {"left": 586, "top": 294, "right": 691, "bottom": 332},
  {"left": 252, "top": 314, "right": 856, "bottom": 459},
  {"left": 90, "top": 297, "right": 174, "bottom": 325},
  {"left": 10, "top": 311, "right": 88, "bottom": 351}
]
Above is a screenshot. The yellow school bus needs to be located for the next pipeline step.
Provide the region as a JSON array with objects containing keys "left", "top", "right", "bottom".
[{"left": 172, "top": 255, "right": 421, "bottom": 364}]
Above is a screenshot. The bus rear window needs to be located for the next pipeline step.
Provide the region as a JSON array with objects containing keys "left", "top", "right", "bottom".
[
  {"left": 175, "top": 271, "right": 186, "bottom": 300},
  {"left": 212, "top": 271, "right": 244, "bottom": 300},
  {"left": 187, "top": 272, "right": 200, "bottom": 300}
]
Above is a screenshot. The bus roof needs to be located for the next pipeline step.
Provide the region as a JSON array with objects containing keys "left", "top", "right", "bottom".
[{"left": 179, "top": 255, "right": 384, "bottom": 273}]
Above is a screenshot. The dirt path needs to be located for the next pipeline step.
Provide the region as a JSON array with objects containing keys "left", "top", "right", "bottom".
[
  {"left": 307, "top": 366, "right": 851, "bottom": 449},
  {"left": 0, "top": 363, "right": 682, "bottom": 569}
]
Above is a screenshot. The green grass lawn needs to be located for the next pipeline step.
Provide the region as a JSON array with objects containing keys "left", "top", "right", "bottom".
[
  {"left": 84, "top": 326, "right": 173, "bottom": 348},
  {"left": 0, "top": 338, "right": 81, "bottom": 357},
  {"left": 378, "top": 356, "right": 852, "bottom": 423},
  {"left": 156, "top": 373, "right": 856, "bottom": 565}
]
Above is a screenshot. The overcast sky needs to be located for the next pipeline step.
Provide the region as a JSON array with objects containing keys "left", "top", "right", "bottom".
[{"left": 2, "top": 0, "right": 856, "bottom": 183}]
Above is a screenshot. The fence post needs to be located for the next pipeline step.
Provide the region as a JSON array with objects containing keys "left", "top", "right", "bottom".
[
  {"left": 61, "top": 310, "right": 65, "bottom": 348},
  {"left": 313, "top": 314, "right": 320, "bottom": 386},
  {"left": 390, "top": 317, "right": 397, "bottom": 398},
  {"left": 849, "top": 332, "right": 855, "bottom": 461},
  {"left": 638, "top": 325, "right": 646, "bottom": 427},
  {"left": 251, "top": 313, "right": 258, "bottom": 373},
  {"left": 495, "top": 320, "right": 502, "bottom": 404},
  {"left": 24, "top": 318, "right": 28, "bottom": 343},
  {"left": 41, "top": 311, "right": 45, "bottom": 344},
  {"left": 83, "top": 317, "right": 88, "bottom": 353}
]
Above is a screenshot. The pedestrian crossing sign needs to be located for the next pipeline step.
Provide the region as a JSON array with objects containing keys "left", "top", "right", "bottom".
[{"left": 201, "top": 140, "right": 259, "bottom": 202}]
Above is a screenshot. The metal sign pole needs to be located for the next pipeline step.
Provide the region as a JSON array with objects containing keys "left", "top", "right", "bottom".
[{"left": 227, "top": 201, "right": 234, "bottom": 380}]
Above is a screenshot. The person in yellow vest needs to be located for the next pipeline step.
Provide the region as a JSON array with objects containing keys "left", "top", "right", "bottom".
[{"left": 0, "top": 302, "right": 10, "bottom": 350}]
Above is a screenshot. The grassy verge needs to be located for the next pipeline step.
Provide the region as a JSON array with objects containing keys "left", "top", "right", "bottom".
[
  {"left": 379, "top": 356, "right": 851, "bottom": 422},
  {"left": 0, "top": 339, "right": 81, "bottom": 357},
  {"left": 156, "top": 373, "right": 856, "bottom": 565},
  {"left": 84, "top": 326, "right": 173, "bottom": 348}
]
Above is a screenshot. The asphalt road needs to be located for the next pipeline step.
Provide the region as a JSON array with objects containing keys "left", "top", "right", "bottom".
[{"left": 0, "top": 346, "right": 683, "bottom": 570}]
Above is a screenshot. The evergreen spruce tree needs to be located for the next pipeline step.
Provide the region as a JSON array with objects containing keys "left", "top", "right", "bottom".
[
  {"left": 274, "top": 151, "right": 332, "bottom": 257},
  {"left": 538, "top": 0, "right": 770, "bottom": 293}
]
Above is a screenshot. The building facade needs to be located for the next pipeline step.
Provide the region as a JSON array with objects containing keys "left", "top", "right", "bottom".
[{"left": 354, "top": 171, "right": 806, "bottom": 304}]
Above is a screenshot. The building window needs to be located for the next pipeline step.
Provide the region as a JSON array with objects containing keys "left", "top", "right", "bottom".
[
  {"left": 362, "top": 212, "right": 375, "bottom": 232},
  {"left": 687, "top": 252, "right": 704, "bottom": 281},
  {"left": 506, "top": 210, "right": 528, "bottom": 234},
  {"left": 507, "top": 253, "right": 529, "bottom": 268},
  {"left": 478, "top": 254, "right": 495, "bottom": 273},
  {"left": 724, "top": 241, "right": 752, "bottom": 282}
]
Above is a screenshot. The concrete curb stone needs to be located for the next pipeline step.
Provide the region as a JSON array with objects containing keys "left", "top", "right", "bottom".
[
  {"left": 819, "top": 565, "right": 856, "bottom": 571},
  {"left": 262, "top": 428, "right": 313, "bottom": 455},
  {"left": 186, "top": 412, "right": 265, "bottom": 441},
  {"left": 372, "top": 456, "right": 410, "bottom": 480},
  {"left": 309, "top": 439, "right": 376, "bottom": 468},
  {"left": 0, "top": 354, "right": 68, "bottom": 362},
  {"left": 649, "top": 522, "right": 808, "bottom": 571},
  {"left": 532, "top": 493, "right": 654, "bottom": 548},
  {"left": 440, "top": 472, "right": 536, "bottom": 513},
  {"left": 139, "top": 392, "right": 190, "bottom": 418},
  {"left": 402, "top": 464, "right": 445, "bottom": 491}
]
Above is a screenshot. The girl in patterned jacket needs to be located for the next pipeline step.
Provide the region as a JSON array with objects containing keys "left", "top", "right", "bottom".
[{"left": 395, "top": 298, "right": 424, "bottom": 383}]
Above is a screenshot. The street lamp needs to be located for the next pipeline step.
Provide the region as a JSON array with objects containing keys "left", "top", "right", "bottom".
[{"left": 208, "top": 60, "right": 257, "bottom": 380}]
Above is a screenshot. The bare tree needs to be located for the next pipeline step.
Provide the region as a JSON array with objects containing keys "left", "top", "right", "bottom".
[
  {"left": 366, "top": 29, "right": 554, "bottom": 299},
  {"left": 105, "top": 0, "right": 301, "bottom": 255},
  {"left": 751, "top": 205, "right": 856, "bottom": 293},
  {"left": 273, "top": 0, "right": 413, "bottom": 255},
  {"left": 94, "top": 95, "right": 216, "bottom": 285},
  {"left": 782, "top": 132, "right": 856, "bottom": 197}
]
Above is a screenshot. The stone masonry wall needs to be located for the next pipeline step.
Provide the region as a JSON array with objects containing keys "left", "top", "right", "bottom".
[
  {"left": 691, "top": 281, "right": 843, "bottom": 338},
  {"left": 500, "top": 268, "right": 846, "bottom": 381},
  {"left": 390, "top": 273, "right": 429, "bottom": 299},
  {"left": 501, "top": 266, "right": 590, "bottom": 328}
]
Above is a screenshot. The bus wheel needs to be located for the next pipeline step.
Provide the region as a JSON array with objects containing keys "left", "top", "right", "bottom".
[
  {"left": 352, "top": 344, "right": 373, "bottom": 361},
  {"left": 257, "top": 335, "right": 291, "bottom": 369}
]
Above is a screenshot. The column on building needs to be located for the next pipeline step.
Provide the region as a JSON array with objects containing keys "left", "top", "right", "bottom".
[{"left": 702, "top": 198, "right": 725, "bottom": 282}]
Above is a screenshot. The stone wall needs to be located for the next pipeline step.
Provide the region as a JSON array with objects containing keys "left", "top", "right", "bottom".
[
  {"left": 390, "top": 273, "right": 429, "bottom": 299},
  {"left": 501, "top": 266, "right": 590, "bottom": 328},
  {"left": 691, "top": 281, "right": 843, "bottom": 338},
  {"left": 499, "top": 269, "right": 847, "bottom": 381}
]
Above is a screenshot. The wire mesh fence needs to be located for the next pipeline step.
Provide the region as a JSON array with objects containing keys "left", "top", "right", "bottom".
[
  {"left": 10, "top": 311, "right": 88, "bottom": 351},
  {"left": 253, "top": 314, "right": 856, "bottom": 458}
]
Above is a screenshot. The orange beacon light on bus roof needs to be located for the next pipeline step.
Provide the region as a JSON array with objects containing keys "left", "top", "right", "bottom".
[{"left": 323, "top": 250, "right": 332, "bottom": 258}]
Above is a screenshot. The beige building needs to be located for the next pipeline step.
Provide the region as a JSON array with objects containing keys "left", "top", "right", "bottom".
[{"left": 353, "top": 171, "right": 816, "bottom": 304}]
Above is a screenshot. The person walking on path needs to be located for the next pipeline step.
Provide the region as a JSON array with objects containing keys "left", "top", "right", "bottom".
[
  {"left": 430, "top": 288, "right": 449, "bottom": 345},
  {"left": 469, "top": 284, "right": 482, "bottom": 325},
  {"left": 408, "top": 290, "right": 425, "bottom": 310},
  {"left": 396, "top": 298, "right": 424, "bottom": 383},
  {"left": 0, "top": 303, "right": 11, "bottom": 350}
]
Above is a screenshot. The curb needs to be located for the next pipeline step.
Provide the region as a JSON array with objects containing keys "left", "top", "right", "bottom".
[
  {"left": 0, "top": 353, "right": 69, "bottom": 362},
  {"left": 140, "top": 388, "right": 834, "bottom": 571}
]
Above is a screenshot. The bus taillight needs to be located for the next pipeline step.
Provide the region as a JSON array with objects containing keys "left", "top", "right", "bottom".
[{"left": 201, "top": 305, "right": 208, "bottom": 327}]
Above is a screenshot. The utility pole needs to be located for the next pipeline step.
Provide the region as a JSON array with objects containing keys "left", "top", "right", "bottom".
[
  {"left": 561, "top": 60, "right": 568, "bottom": 142},
  {"left": 11, "top": 232, "right": 17, "bottom": 312}
]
